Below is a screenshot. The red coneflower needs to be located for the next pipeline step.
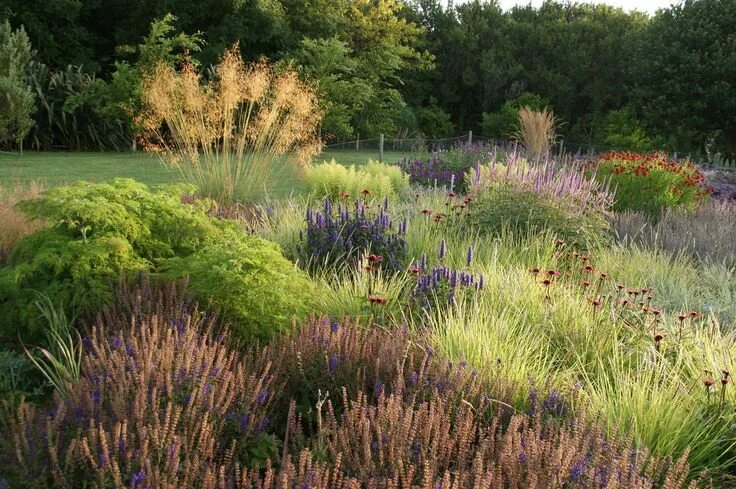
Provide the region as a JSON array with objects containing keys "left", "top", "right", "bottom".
[
  {"left": 580, "top": 279, "right": 591, "bottom": 288},
  {"left": 581, "top": 255, "right": 591, "bottom": 262},
  {"left": 409, "top": 266, "right": 423, "bottom": 274},
  {"left": 447, "top": 191, "right": 456, "bottom": 198},
  {"left": 369, "top": 296, "right": 387, "bottom": 305},
  {"left": 615, "top": 283, "right": 625, "bottom": 290},
  {"left": 540, "top": 278, "right": 552, "bottom": 286},
  {"left": 367, "top": 255, "right": 383, "bottom": 263},
  {"left": 433, "top": 214, "right": 445, "bottom": 222},
  {"left": 529, "top": 267, "right": 541, "bottom": 275},
  {"left": 689, "top": 311, "right": 702, "bottom": 318},
  {"left": 546, "top": 269, "right": 560, "bottom": 277},
  {"left": 654, "top": 332, "right": 665, "bottom": 342},
  {"left": 599, "top": 272, "right": 609, "bottom": 280},
  {"left": 555, "top": 239, "right": 566, "bottom": 247},
  {"left": 464, "top": 196, "right": 473, "bottom": 204},
  {"left": 339, "top": 191, "right": 350, "bottom": 199},
  {"left": 361, "top": 188, "right": 372, "bottom": 196},
  {"left": 587, "top": 296, "right": 602, "bottom": 308},
  {"left": 582, "top": 264, "right": 595, "bottom": 272}
]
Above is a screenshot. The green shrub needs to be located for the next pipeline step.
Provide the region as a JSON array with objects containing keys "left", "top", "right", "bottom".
[
  {"left": 0, "top": 178, "right": 310, "bottom": 341},
  {"left": 162, "top": 232, "right": 313, "bottom": 340},
  {"left": 594, "top": 151, "right": 711, "bottom": 214},
  {"left": 469, "top": 185, "right": 609, "bottom": 248},
  {"left": 481, "top": 92, "right": 549, "bottom": 139},
  {"left": 304, "top": 159, "right": 410, "bottom": 200}
]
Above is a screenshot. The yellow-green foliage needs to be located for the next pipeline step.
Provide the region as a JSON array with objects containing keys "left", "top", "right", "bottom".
[
  {"left": 162, "top": 231, "right": 314, "bottom": 340},
  {"left": 304, "top": 160, "right": 409, "bottom": 200},
  {"left": 0, "top": 179, "right": 311, "bottom": 341}
]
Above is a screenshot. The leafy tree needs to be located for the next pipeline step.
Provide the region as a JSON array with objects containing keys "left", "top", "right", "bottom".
[
  {"left": 482, "top": 92, "right": 548, "bottom": 139},
  {"left": 631, "top": 0, "right": 736, "bottom": 156},
  {"left": 0, "top": 20, "right": 35, "bottom": 150}
]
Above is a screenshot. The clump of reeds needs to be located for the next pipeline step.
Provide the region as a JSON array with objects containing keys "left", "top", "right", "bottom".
[
  {"left": 139, "top": 45, "right": 322, "bottom": 204},
  {"left": 0, "top": 181, "right": 44, "bottom": 261},
  {"left": 514, "top": 106, "right": 558, "bottom": 155},
  {"left": 612, "top": 201, "right": 736, "bottom": 266}
]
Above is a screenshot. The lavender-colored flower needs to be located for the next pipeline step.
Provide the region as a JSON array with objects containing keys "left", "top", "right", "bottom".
[
  {"left": 327, "top": 353, "right": 339, "bottom": 372},
  {"left": 519, "top": 451, "right": 527, "bottom": 463},
  {"left": 439, "top": 239, "right": 447, "bottom": 260},
  {"left": 466, "top": 246, "right": 474, "bottom": 266},
  {"left": 131, "top": 469, "right": 146, "bottom": 487},
  {"left": 256, "top": 389, "right": 268, "bottom": 405},
  {"left": 374, "top": 379, "right": 384, "bottom": 395},
  {"left": 569, "top": 460, "right": 587, "bottom": 481}
]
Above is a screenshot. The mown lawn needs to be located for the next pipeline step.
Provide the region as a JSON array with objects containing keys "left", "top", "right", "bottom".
[{"left": 0, "top": 149, "right": 407, "bottom": 190}]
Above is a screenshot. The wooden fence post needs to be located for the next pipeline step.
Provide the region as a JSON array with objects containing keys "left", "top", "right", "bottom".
[
  {"left": 379, "top": 133, "right": 384, "bottom": 162},
  {"left": 468, "top": 130, "right": 473, "bottom": 145},
  {"left": 356, "top": 134, "right": 360, "bottom": 150}
]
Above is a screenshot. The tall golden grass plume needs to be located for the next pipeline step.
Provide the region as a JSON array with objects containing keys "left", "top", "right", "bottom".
[
  {"left": 0, "top": 181, "right": 45, "bottom": 260},
  {"left": 138, "top": 44, "right": 322, "bottom": 204},
  {"left": 515, "top": 106, "right": 558, "bottom": 155}
]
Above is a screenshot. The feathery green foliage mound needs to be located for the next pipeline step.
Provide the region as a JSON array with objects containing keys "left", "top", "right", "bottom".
[
  {"left": 0, "top": 178, "right": 311, "bottom": 341},
  {"left": 162, "top": 234, "right": 314, "bottom": 340}
]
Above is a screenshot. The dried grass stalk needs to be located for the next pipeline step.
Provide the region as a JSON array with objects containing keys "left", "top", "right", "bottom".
[
  {"left": 139, "top": 45, "right": 322, "bottom": 204},
  {"left": 515, "top": 106, "right": 558, "bottom": 155}
]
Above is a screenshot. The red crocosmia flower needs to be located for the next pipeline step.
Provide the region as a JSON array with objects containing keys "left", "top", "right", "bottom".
[
  {"left": 367, "top": 254, "right": 383, "bottom": 263},
  {"left": 369, "top": 296, "right": 387, "bottom": 305}
]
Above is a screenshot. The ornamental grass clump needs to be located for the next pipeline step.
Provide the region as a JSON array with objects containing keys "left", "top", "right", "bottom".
[
  {"left": 592, "top": 151, "right": 712, "bottom": 214},
  {"left": 304, "top": 160, "right": 410, "bottom": 201},
  {"left": 297, "top": 197, "right": 407, "bottom": 273},
  {"left": 139, "top": 45, "right": 322, "bottom": 204},
  {"left": 612, "top": 200, "right": 736, "bottom": 266},
  {"left": 0, "top": 181, "right": 45, "bottom": 262},
  {"left": 514, "top": 106, "right": 558, "bottom": 155}
]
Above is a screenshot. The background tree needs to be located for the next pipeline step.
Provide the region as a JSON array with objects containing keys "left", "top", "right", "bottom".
[
  {"left": 631, "top": 0, "right": 736, "bottom": 156},
  {"left": 0, "top": 20, "right": 35, "bottom": 151}
]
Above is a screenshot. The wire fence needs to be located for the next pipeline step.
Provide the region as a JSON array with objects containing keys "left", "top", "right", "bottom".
[{"left": 322, "top": 132, "right": 736, "bottom": 169}]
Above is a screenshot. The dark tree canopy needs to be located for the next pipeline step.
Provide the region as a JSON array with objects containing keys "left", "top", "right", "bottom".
[{"left": 1, "top": 0, "right": 734, "bottom": 155}]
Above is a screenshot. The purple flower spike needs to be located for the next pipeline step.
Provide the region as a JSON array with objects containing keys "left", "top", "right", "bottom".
[
  {"left": 439, "top": 239, "right": 447, "bottom": 260},
  {"left": 466, "top": 246, "right": 474, "bottom": 267}
]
